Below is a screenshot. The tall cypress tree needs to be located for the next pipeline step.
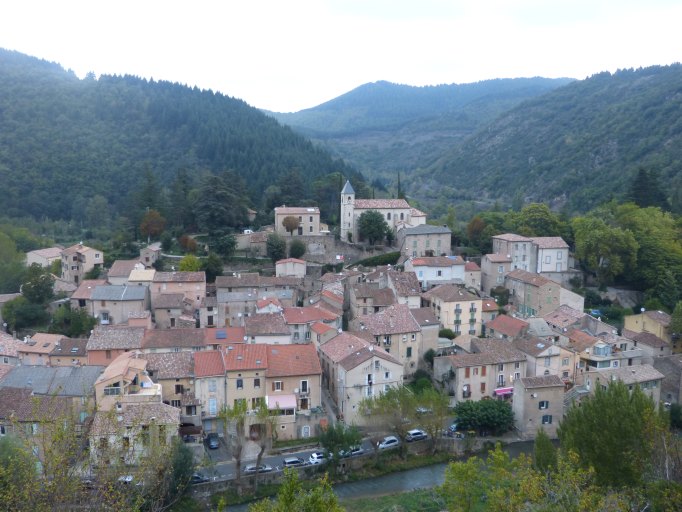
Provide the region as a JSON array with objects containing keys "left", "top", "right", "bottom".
[{"left": 627, "top": 168, "right": 669, "bottom": 210}]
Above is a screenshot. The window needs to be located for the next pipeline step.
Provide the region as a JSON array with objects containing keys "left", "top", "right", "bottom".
[
  {"left": 385, "top": 371, "right": 390, "bottom": 379},
  {"left": 387, "top": 213, "right": 391, "bottom": 220},
  {"left": 562, "top": 371, "right": 569, "bottom": 378},
  {"left": 236, "top": 379, "right": 243, "bottom": 390},
  {"left": 557, "top": 252, "right": 562, "bottom": 260},
  {"left": 208, "top": 380, "right": 217, "bottom": 393},
  {"left": 497, "top": 364, "right": 504, "bottom": 372},
  {"left": 514, "top": 372, "right": 521, "bottom": 380},
  {"left": 481, "top": 382, "right": 486, "bottom": 393},
  {"left": 274, "top": 381, "right": 283, "bottom": 391},
  {"left": 545, "top": 255, "right": 551, "bottom": 264},
  {"left": 437, "top": 270, "right": 442, "bottom": 277},
  {"left": 544, "top": 357, "right": 551, "bottom": 367},
  {"left": 474, "top": 367, "right": 479, "bottom": 376},
  {"left": 541, "top": 415, "right": 552, "bottom": 425},
  {"left": 406, "top": 347, "right": 412, "bottom": 358},
  {"left": 175, "top": 384, "right": 184, "bottom": 394},
  {"left": 374, "top": 360, "right": 380, "bottom": 370},
  {"left": 562, "top": 357, "right": 569, "bottom": 366},
  {"left": 539, "top": 400, "right": 549, "bottom": 410},
  {"left": 171, "top": 399, "right": 181, "bottom": 408},
  {"left": 309, "top": 216, "right": 313, "bottom": 222},
  {"left": 300, "top": 380, "right": 309, "bottom": 393},
  {"left": 208, "top": 398, "right": 217, "bottom": 416},
  {"left": 254, "top": 378, "right": 261, "bottom": 389},
  {"left": 0, "top": 425, "right": 5, "bottom": 436},
  {"left": 498, "top": 265, "right": 504, "bottom": 273},
  {"left": 309, "top": 226, "right": 313, "bottom": 232},
  {"left": 400, "top": 212, "right": 404, "bottom": 220}
]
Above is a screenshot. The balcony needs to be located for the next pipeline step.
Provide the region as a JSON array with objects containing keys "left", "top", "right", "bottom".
[
  {"left": 469, "top": 307, "right": 477, "bottom": 313},
  {"left": 454, "top": 319, "right": 461, "bottom": 325}
]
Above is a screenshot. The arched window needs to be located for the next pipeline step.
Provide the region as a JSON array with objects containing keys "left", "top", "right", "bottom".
[{"left": 400, "top": 212, "right": 404, "bottom": 220}]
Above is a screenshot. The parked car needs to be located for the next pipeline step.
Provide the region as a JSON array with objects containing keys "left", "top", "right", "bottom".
[
  {"left": 282, "top": 456, "right": 306, "bottom": 468},
  {"left": 377, "top": 436, "right": 400, "bottom": 450},
  {"left": 191, "top": 472, "right": 210, "bottom": 484},
  {"left": 308, "top": 451, "right": 327, "bottom": 465},
  {"left": 406, "top": 429, "right": 428, "bottom": 442},
  {"left": 339, "top": 445, "right": 364, "bottom": 458},
  {"left": 206, "top": 433, "right": 220, "bottom": 449},
  {"left": 244, "top": 463, "right": 273, "bottom": 474},
  {"left": 117, "top": 475, "right": 134, "bottom": 485},
  {"left": 415, "top": 406, "right": 433, "bottom": 415}
]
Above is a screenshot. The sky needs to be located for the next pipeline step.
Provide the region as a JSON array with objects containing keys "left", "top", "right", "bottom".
[{"left": 1, "top": 1, "right": 681, "bottom": 113}]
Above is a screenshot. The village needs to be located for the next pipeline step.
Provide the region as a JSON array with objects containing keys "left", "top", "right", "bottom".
[{"left": 0, "top": 180, "right": 679, "bottom": 496}]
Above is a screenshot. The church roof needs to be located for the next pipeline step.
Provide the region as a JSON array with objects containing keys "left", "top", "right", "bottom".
[{"left": 341, "top": 180, "right": 355, "bottom": 194}]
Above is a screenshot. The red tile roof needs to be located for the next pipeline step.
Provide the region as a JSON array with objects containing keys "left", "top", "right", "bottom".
[
  {"left": 312, "top": 322, "right": 336, "bottom": 335},
  {"left": 205, "top": 327, "right": 246, "bottom": 345},
  {"left": 153, "top": 271, "right": 205, "bottom": 283},
  {"left": 282, "top": 306, "right": 338, "bottom": 325},
  {"left": 355, "top": 199, "right": 410, "bottom": 209},
  {"left": 244, "top": 313, "right": 290, "bottom": 336},
  {"left": 276, "top": 258, "right": 306, "bottom": 265},
  {"left": 193, "top": 350, "right": 225, "bottom": 377},
  {"left": 410, "top": 256, "right": 464, "bottom": 267},
  {"left": 506, "top": 269, "right": 555, "bottom": 287},
  {"left": 70, "top": 279, "right": 108, "bottom": 300},
  {"left": 358, "top": 304, "right": 420, "bottom": 335},
  {"left": 465, "top": 261, "right": 480, "bottom": 271},
  {"left": 266, "top": 344, "right": 321, "bottom": 377},
  {"left": 486, "top": 314, "right": 529, "bottom": 338},
  {"left": 422, "top": 284, "right": 480, "bottom": 303},
  {"left": 224, "top": 344, "right": 268, "bottom": 372}
]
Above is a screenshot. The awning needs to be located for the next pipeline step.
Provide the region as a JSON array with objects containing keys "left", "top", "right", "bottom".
[
  {"left": 494, "top": 387, "right": 514, "bottom": 396},
  {"left": 266, "top": 394, "right": 297, "bottom": 409}
]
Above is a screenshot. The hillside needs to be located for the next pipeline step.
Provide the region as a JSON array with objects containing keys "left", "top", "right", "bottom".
[
  {"left": 267, "top": 78, "right": 573, "bottom": 176},
  {"left": 0, "top": 49, "right": 364, "bottom": 222},
  {"left": 412, "top": 65, "right": 682, "bottom": 213}
]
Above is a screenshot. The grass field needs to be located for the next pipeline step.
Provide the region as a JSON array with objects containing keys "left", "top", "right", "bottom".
[{"left": 339, "top": 488, "right": 445, "bottom": 512}]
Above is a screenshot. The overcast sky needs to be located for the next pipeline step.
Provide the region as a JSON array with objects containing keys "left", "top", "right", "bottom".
[{"left": 1, "top": 1, "right": 680, "bottom": 112}]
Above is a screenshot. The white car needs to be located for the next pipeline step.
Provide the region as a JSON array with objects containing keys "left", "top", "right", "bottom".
[
  {"left": 406, "top": 429, "right": 428, "bottom": 442},
  {"left": 308, "top": 451, "right": 327, "bottom": 465},
  {"left": 377, "top": 435, "right": 400, "bottom": 450}
]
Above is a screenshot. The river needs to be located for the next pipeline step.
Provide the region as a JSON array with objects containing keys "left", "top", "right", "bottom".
[{"left": 227, "top": 441, "right": 536, "bottom": 511}]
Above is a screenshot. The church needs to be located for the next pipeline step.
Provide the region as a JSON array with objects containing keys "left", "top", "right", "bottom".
[{"left": 340, "top": 180, "right": 427, "bottom": 242}]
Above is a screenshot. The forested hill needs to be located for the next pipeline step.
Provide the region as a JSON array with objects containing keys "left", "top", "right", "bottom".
[
  {"left": 267, "top": 78, "right": 573, "bottom": 175},
  {"left": 0, "top": 49, "right": 364, "bottom": 222},
  {"left": 412, "top": 64, "right": 682, "bottom": 214}
]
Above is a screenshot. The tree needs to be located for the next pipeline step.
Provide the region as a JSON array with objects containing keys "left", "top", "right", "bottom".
[
  {"left": 249, "top": 469, "right": 343, "bottom": 512},
  {"left": 357, "top": 210, "right": 389, "bottom": 245},
  {"left": 211, "top": 232, "right": 237, "bottom": 259},
  {"left": 359, "top": 385, "right": 416, "bottom": 459},
  {"left": 139, "top": 209, "right": 166, "bottom": 242},
  {"left": 414, "top": 387, "right": 450, "bottom": 454},
  {"left": 219, "top": 400, "right": 248, "bottom": 486},
  {"left": 318, "top": 422, "right": 362, "bottom": 473},
  {"left": 439, "top": 455, "right": 486, "bottom": 512},
  {"left": 507, "top": 203, "right": 567, "bottom": 237},
  {"left": 2, "top": 296, "right": 49, "bottom": 331},
  {"left": 202, "top": 253, "right": 224, "bottom": 283},
  {"left": 281, "top": 216, "right": 300, "bottom": 236},
  {"left": 628, "top": 167, "right": 670, "bottom": 210},
  {"left": 558, "top": 380, "right": 660, "bottom": 488},
  {"left": 266, "top": 233, "right": 286, "bottom": 263},
  {"left": 533, "top": 428, "right": 557, "bottom": 474},
  {"left": 178, "top": 254, "right": 202, "bottom": 272},
  {"left": 193, "top": 173, "right": 248, "bottom": 235},
  {"left": 21, "top": 263, "right": 55, "bottom": 304},
  {"left": 252, "top": 401, "right": 279, "bottom": 494},
  {"left": 453, "top": 399, "right": 514, "bottom": 435},
  {"left": 289, "top": 239, "right": 306, "bottom": 259},
  {"left": 49, "top": 304, "right": 97, "bottom": 337},
  {"left": 671, "top": 301, "right": 682, "bottom": 342}
]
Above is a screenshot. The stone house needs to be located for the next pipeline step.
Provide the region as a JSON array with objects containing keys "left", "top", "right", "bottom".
[
  {"left": 86, "top": 326, "right": 146, "bottom": 366},
  {"left": 485, "top": 314, "right": 529, "bottom": 340},
  {"left": 282, "top": 306, "right": 341, "bottom": 343},
  {"left": 90, "top": 285, "right": 149, "bottom": 326},
  {"left": 107, "top": 259, "right": 144, "bottom": 286},
  {"left": 17, "top": 333, "right": 64, "bottom": 366},
  {"left": 505, "top": 269, "right": 584, "bottom": 318},
  {"left": 421, "top": 284, "right": 483, "bottom": 336},
  {"left": 275, "top": 258, "right": 307, "bottom": 278},
  {"left": 60, "top": 243, "right": 104, "bottom": 284},
  {"left": 624, "top": 310, "right": 672, "bottom": 345},
  {"left": 512, "top": 375, "right": 565, "bottom": 439},
  {"left": 69, "top": 279, "right": 108, "bottom": 310},
  {"left": 153, "top": 293, "right": 195, "bottom": 329},
  {"left": 244, "top": 313, "right": 291, "bottom": 344},
  {"left": 397, "top": 225, "right": 452, "bottom": 259},
  {"left": 622, "top": 329, "right": 672, "bottom": 365},
  {"left": 404, "top": 256, "right": 465, "bottom": 291},
  {"left": 26, "top": 247, "right": 62, "bottom": 268},
  {"left": 141, "top": 328, "right": 207, "bottom": 355},
  {"left": 152, "top": 271, "right": 206, "bottom": 311},
  {"left": 140, "top": 242, "right": 162, "bottom": 268},
  {"left": 577, "top": 365, "right": 664, "bottom": 404},
  {"left": 349, "top": 284, "right": 396, "bottom": 319},
  {"left": 512, "top": 336, "right": 576, "bottom": 382},
  {"left": 274, "top": 206, "right": 321, "bottom": 237},
  {"left": 465, "top": 261, "right": 481, "bottom": 290},
  {"left": 384, "top": 270, "right": 422, "bottom": 309},
  {"left": 480, "top": 253, "right": 513, "bottom": 295},
  {"left": 193, "top": 350, "right": 228, "bottom": 435},
  {"left": 49, "top": 337, "right": 88, "bottom": 366},
  {"left": 652, "top": 354, "right": 682, "bottom": 405}
]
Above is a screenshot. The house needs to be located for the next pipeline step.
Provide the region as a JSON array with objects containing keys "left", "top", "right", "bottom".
[
  {"left": 275, "top": 258, "right": 307, "bottom": 278},
  {"left": 199, "top": 296, "right": 224, "bottom": 328},
  {"left": 204, "top": 326, "right": 246, "bottom": 350},
  {"left": 274, "top": 206, "right": 321, "bottom": 236},
  {"left": 491, "top": 234, "right": 535, "bottom": 272},
  {"left": 505, "top": 269, "right": 584, "bottom": 318},
  {"left": 410, "top": 307, "right": 440, "bottom": 359},
  {"left": 264, "top": 343, "right": 323, "bottom": 440},
  {"left": 480, "top": 299, "right": 499, "bottom": 327},
  {"left": 90, "top": 352, "right": 179, "bottom": 465},
  {"left": 384, "top": 270, "right": 422, "bottom": 308},
  {"left": 484, "top": 314, "right": 529, "bottom": 340},
  {"left": 623, "top": 310, "right": 672, "bottom": 345},
  {"left": 543, "top": 304, "right": 586, "bottom": 332},
  {"left": 512, "top": 375, "right": 565, "bottom": 439},
  {"left": 434, "top": 339, "right": 527, "bottom": 406},
  {"left": 86, "top": 325, "right": 146, "bottom": 365},
  {"left": 90, "top": 285, "right": 149, "bottom": 326},
  {"left": 145, "top": 351, "right": 202, "bottom": 429},
  {"left": 256, "top": 297, "right": 283, "bottom": 314},
  {"left": 577, "top": 365, "right": 664, "bottom": 404},
  {"left": 480, "top": 253, "right": 513, "bottom": 295},
  {"left": 531, "top": 237, "right": 570, "bottom": 273},
  {"left": 0, "top": 387, "right": 72, "bottom": 458},
  {"left": 141, "top": 328, "right": 207, "bottom": 354},
  {"left": 319, "top": 332, "right": 403, "bottom": 426},
  {"left": 140, "top": 242, "right": 162, "bottom": 267},
  {"left": 465, "top": 261, "right": 481, "bottom": 291},
  {"left": 397, "top": 225, "right": 452, "bottom": 259},
  {"left": 107, "top": 259, "right": 144, "bottom": 286},
  {"left": 311, "top": 322, "right": 338, "bottom": 346},
  {"left": 17, "top": 333, "right": 64, "bottom": 366},
  {"left": 421, "top": 284, "right": 483, "bottom": 336},
  {"left": 513, "top": 336, "right": 575, "bottom": 382},
  {"left": 244, "top": 313, "right": 291, "bottom": 344},
  {"left": 127, "top": 268, "right": 156, "bottom": 288},
  {"left": 353, "top": 303, "right": 423, "bottom": 378},
  {"left": 565, "top": 327, "right": 643, "bottom": 372},
  {"left": 404, "top": 256, "right": 465, "bottom": 290},
  {"left": 0, "top": 332, "right": 23, "bottom": 367},
  {"left": 223, "top": 344, "right": 269, "bottom": 413},
  {"left": 152, "top": 271, "right": 206, "bottom": 311},
  {"left": 652, "top": 355, "right": 682, "bottom": 405},
  {"left": 153, "top": 293, "right": 195, "bottom": 329},
  {"left": 282, "top": 306, "right": 341, "bottom": 343},
  {"left": 349, "top": 284, "right": 396, "bottom": 319},
  {"left": 622, "top": 329, "right": 672, "bottom": 364},
  {"left": 49, "top": 337, "right": 88, "bottom": 366},
  {"left": 26, "top": 246, "right": 62, "bottom": 268},
  {"left": 339, "top": 180, "right": 427, "bottom": 242},
  {"left": 0, "top": 364, "right": 104, "bottom": 435},
  {"left": 193, "top": 350, "right": 228, "bottom": 435},
  {"left": 60, "top": 244, "right": 104, "bottom": 284},
  {"left": 69, "top": 279, "right": 108, "bottom": 310}
]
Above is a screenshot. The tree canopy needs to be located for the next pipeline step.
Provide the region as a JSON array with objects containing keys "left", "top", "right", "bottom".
[{"left": 357, "top": 210, "right": 390, "bottom": 245}]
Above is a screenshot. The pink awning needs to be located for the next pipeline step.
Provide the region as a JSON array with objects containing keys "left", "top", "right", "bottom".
[
  {"left": 266, "top": 394, "right": 297, "bottom": 409},
  {"left": 494, "top": 387, "right": 514, "bottom": 396}
]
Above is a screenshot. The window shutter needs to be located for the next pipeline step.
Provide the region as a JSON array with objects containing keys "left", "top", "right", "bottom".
[
  {"left": 481, "top": 366, "right": 487, "bottom": 376},
  {"left": 465, "top": 367, "right": 470, "bottom": 378},
  {"left": 281, "top": 382, "right": 284, "bottom": 391},
  {"left": 272, "top": 382, "right": 275, "bottom": 391}
]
